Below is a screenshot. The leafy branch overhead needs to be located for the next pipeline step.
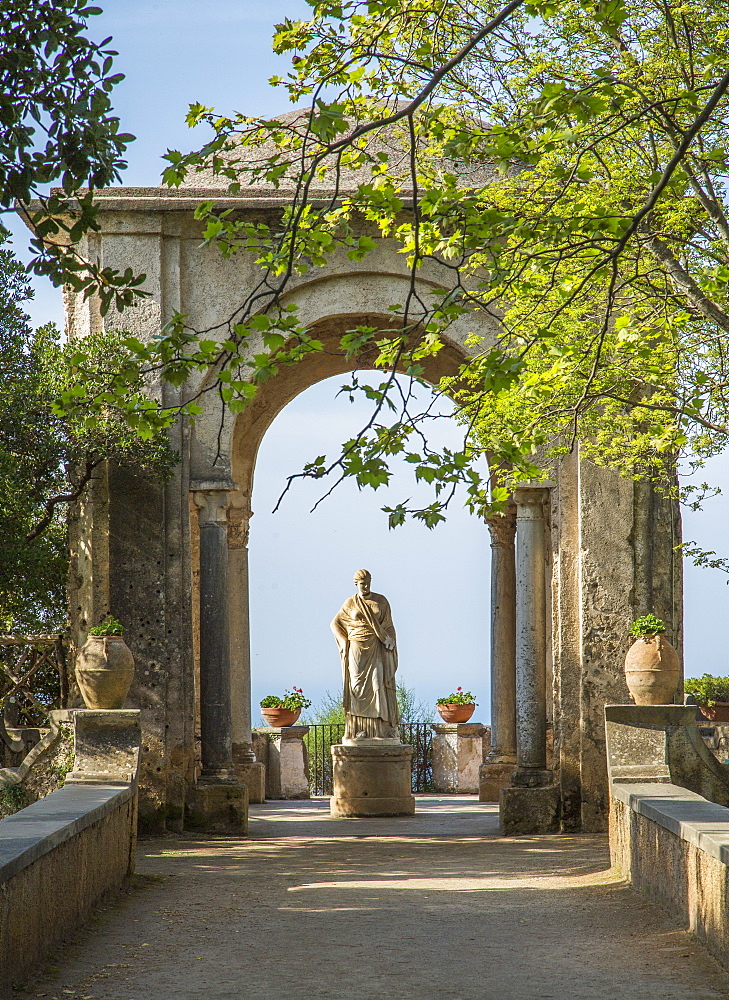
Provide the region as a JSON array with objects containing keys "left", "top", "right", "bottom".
[
  {"left": 2, "top": 0, "right": 146, "bottom": 312},
  {"left": 58, "top": 0, "right": 729, "bottom": 522}
]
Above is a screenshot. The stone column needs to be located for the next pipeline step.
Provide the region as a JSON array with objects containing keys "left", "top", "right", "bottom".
[
  {"left": 186, "top": 483, "right": 248, "bottom": 833},
  {"left": 513, "top": 485, "right": 553, "bottom": 787},
  {"left": 193, "top": 484, "right": 236, "bottom": 781},
  {"left": 499, "top": 484, "right": 559, "bottom": 835},
  {"left": 480, "top": 506, "right": 517, "bottom": 801},
  {"left": 228, "top": 497, "right": 265, "bottom": 803}
]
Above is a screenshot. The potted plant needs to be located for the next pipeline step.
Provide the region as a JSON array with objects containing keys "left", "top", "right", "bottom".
[
  {"left": 260, "top": 687, "right": 312, "bottom": 727},
  {"left": 75, "top": 616, "right": 135, "bottom": 710},
  {"left": 685, "top": 674, "right": 729, "bottom": 722},
  {"left": 624, "top": 615, "right": 679, "bottom": 706},
  {"left": 436, "top": 688, "right": 477, "bottom": 723}
]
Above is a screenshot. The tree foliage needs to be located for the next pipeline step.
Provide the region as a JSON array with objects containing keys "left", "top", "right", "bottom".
[
  {"left": 59, "top": 0, "right": 729, "bottom": 521},
  {"left": 2, "top": 0, "right": 145, "bottom": 311},
  {"left": 0, "top": 237, "right": 176, "bottom": 632}
]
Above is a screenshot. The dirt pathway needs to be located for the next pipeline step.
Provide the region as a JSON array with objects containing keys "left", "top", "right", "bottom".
[{"left": 16, "top": 797, "right": 729, "bottom": 1000}]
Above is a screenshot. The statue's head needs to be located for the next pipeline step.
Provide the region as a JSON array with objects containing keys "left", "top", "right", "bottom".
[{"left": 353, "top": 569, "right": 371, "bottom": 595}]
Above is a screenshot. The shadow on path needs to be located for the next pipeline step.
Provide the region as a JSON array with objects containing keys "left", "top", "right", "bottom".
[{"left": 14, "top": 796, "right": 729, "bottom": 1000}]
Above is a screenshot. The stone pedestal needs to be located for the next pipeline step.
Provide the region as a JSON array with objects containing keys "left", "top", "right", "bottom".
[
  {"left": 185, "top": 779, "right": 248, "bottom": 834},
  {"left": 432, "top": 723, "right": 486, "bottom": 793},
  {"left": 257, "top": 726, "right": 310, "bottom": 800},
  {"left": 330, "top": 743, "right": 415, "bottom": 817},
  {"left": 233, "top": 744, "right": 266, "bottom": 804},
  {"left": 56, "top": 709, "right": 142, "bottom": 786}
]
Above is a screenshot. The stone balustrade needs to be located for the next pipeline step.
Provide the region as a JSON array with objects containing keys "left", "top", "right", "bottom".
[{"left": 0, "top": 709, "right": 142, "bottom": 994}]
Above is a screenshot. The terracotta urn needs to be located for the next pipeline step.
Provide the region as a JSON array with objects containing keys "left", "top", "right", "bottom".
[
  {"left": 261, "top": 707, "right": 301, "bottom": 727},
  {"left": 75, "top": 635, "right": 135, "bottom": 709},
  {"left": 624, "top": 634, "right": 680, "bottom": 706},
  {"left": 436, "top": 703, "right": 476, "bottom": 724}
]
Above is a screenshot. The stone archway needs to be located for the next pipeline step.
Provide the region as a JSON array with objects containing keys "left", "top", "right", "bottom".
[
  {"left": 187, "top": 273, "right": 505, "bottom": 803},
  {"left": 61, "top": 184, "right": 683, "bottom": 835}
]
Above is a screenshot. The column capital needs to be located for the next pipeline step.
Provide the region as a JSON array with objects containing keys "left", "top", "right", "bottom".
[
  {"left": 513, "top": 482, "right": 555, "bottom": 516},
  {"left": 227, "top": 497, "right": 253, "bottom": 550},
  {"left": 487, "top": 503, "right": 517, "bottom": 548},
  {"left": 192, "top": 480, "right": 237, "bottom": 525}
]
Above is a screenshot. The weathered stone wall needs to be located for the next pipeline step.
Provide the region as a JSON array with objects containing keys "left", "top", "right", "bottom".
[
  {"left": 610, "top": 784, "right": 729, "bottom": 970},
  {"left": 0, "top": 784, "right": 137, "bottom": 996},
  {"left": 552, "top": 449, "right": 682, "bottom": 832}
]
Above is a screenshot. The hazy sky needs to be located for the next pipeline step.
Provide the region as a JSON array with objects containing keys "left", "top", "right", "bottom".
[{"left": 6, "top": 0, "right": 729, "bottom": 719}]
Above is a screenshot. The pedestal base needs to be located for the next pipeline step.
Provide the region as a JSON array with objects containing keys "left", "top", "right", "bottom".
[
  {"left": 259, "top": 726, "right": 310, "bottom": 800},
  {"left": 330, "top": 743, "right": 415, "bottom": 817},
  {"left": 53, "top": 709, "right": 141, "bottom": 786},
  {"left": 432, "top": 723, "right": 487, "bottom": 793},
  {"left": 233, "top": 750, "right": 266, "bottom": 804},
  {"left": 500, "top": 782, "right": 560, "bottom": 835},
  {"left": 479, "top": 759, "right": 516, "bottom": 802},
  {"left": 185, "top": 780, "right": 248, "bottom": 834}
]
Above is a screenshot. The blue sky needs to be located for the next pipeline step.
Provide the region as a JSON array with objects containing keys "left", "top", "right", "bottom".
[{"left": 6, "top": 0, "right": 729, "bottom": 719}]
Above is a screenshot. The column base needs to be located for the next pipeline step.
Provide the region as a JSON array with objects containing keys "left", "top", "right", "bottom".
[
  {"left": 512, "top": 766, "right": 553, "bottom": 788},
  {"left": 500, "top": 783, "right": 560, "bottom": 835},
  {"left": 330, "top": 743, "right": 414, "bottom": 817},
  {"left": 479, "top": 759, "right": 516, "bottom": 802},
  {"left": 185, "top": 779, "right": 248, "bottom": 834}
]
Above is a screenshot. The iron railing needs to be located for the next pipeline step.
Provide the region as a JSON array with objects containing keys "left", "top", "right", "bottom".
[
  {"left": 400, "top": 721, "right": 433, "bottom": 792},
  {"left": 305, "top": 721, "right": 434, "bottom": 794},
  {"left": 306, "top": 723, "right": 345, "bottom": 796}
]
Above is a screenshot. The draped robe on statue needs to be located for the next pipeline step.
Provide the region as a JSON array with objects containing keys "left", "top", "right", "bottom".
[{"left": 331, "top": 592, "right": 399, "bottom": 740}]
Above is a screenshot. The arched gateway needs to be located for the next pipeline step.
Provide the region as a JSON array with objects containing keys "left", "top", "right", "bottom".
[{"left": 59, "top": 174, "right": 682, "bottom": 836}]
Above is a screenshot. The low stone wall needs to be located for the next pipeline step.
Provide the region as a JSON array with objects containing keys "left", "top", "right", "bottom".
[
  {"left": 0, "top": 783, "right": 137, "bottom": 996},
  {"left": 610, "top": 781, "right": 729, "bottom": 968}
]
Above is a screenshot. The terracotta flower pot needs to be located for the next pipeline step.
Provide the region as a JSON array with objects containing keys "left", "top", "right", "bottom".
[
  {"left": 261, "top": 707, "right": 301, "bottom": 727},
  {"left": 75, "top": 635, "right": 135, "bottom": 709},
  {"left": 624, "top": 634, "right": 680, "bottom": 706},
  {"left": 436, "top": 703, "right": 475, "bottom": 723},
  {"left": 699, "top": 702, "right": 729, "bottom": 723}
]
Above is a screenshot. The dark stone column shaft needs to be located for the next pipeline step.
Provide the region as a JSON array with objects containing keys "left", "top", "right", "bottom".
[{"left": 195, "top": 488, "right": 234, "bottom": 780}]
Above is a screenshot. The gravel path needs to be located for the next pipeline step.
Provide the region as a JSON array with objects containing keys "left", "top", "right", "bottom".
[{"left": 16, "top": 796, "right": 729, "bottom": 1000}]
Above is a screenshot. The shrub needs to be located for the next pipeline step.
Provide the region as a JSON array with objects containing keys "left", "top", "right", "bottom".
[
  {"left": 260, "top": 687, "right": 311, "bottom": 711},
  {"left": 88, "top": 616, "right": 124, "bottom": 636},
  {"left": 630, "top": 615, "right": 666, "bottom": 638},
  {"left": 436, "top": 687, "right": 477, "bottom": 705},
  {"left": 684, "top": 674, "right": 729, "bottom": 707}
]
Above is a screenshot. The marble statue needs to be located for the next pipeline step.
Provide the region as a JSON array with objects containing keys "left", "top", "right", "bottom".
[{"left": 331, "top": 569, "right": 400, "bottom": 741}]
